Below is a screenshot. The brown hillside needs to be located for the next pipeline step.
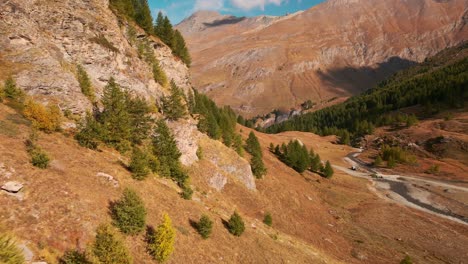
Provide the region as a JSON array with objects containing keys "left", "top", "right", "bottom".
[{"left": 177, "top": 0, "right": 468, "bottom": 117}]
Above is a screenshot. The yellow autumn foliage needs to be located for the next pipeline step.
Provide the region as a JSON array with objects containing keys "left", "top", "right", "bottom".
[{"left": 23, "top": 98, "right": 62, "bottom": 132}]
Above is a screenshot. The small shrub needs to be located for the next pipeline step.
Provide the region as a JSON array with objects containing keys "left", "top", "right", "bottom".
[
  {"left": 196, "top": 215, "right": 213, "bottom": 239},
  {"left": 111, "top": 188, "right": 147, "bottom": 235},
  {"left": 152, "top": 61, "right": 168, "bottom": 87},
  {"left": 23, "top": 98, "right": 62, "bottom": 133},
  {"left": 263, "top": 212, "right": 272, "bottom": 227},
  {"left": 30, "top": 148, "right": 50, "bottom": 169},
  {"left": 425, "top": 164, "right": 440, "bottom": 174},
  {"left": 2, "top": 77, "right": 24, "bottom": 101},
  {"left": 196, "top": 147, "right": 203, "bottom": 160},
  {"left": 92, "top": 224, "right": 132, "bottom": 264},
  {"left": 59, "top": 250, "right": 91, "bottom": 264},
  {"left": 374, "top": 155, "right": 383, "bottom": 166},
  {"left": 227, "top": 211, "right": 245, "bottom": 237},
  {"left": 400, "top": 255, "right": 413, "bottom": 264},
  {"left": 181, "top": 185, "right": 193, "bottom": 200},
  {"left": 89, "top": 35, "right": 119, "bottom": 53},
  {"left": 147, "top": 213, "right": 175, "bottom": 263},
  {"left": 0, "top": 233, "right": 25, "bottom": 264}
]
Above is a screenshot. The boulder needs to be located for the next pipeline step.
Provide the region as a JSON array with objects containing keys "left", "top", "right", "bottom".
[{"left": 1, "top": 181, "right": 23, "bottom": 193}]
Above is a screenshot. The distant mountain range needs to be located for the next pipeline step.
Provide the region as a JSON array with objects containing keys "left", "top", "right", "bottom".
[{"left": 177, "top": 0, "right": 468, "bottom": 117}]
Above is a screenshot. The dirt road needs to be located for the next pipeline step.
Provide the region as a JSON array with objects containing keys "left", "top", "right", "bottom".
[{"left": 335, "top": 151, "right": 468, "bottom": 225}]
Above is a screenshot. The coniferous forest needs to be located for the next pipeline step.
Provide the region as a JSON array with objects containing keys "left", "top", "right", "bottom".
[
  {"left": 109, "top": 0, "right": 191, "bottom": 66},
  {"left": 266, "top": 43, "right": 468, "bottom": 143}
]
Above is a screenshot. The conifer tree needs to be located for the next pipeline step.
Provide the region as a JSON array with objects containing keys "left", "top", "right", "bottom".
[
  {"left": 374, "top": 155, "right": 383, "bottom": 167},
  {"left": 129, "top": 147, "right": 150, "bottom": 180},
  {"left": 251, "top": 154, "right": 267, "bottom": 179},
  {"left": 172, "top": 30, "right": 191, "bottom": 66},
  {"left": 147, "top": 213, "right": 175, "bottom": 263},
  {"left": 154, "top": 12, "right": 165, "bottom": 37},
  {"left": 100, "top": 78, "right": 131, "bottom": 146},
  {"left": 227, "top": 211, "right": 245, "bottom": 237},
  {"left": 111, "top": 188, "right": 147, "bottom": 235},
  {"left": 127, "top": 95, "right": 152, "bottom": 144},
  {"left": 263, "top": 212, "right": 272, "bottom": 227},
  {"left": 162, "top": 80, "right": 187, "bottom": 121},
  {"left": 152, "top": 119, "right": 181, "bottom": 177},
  {"left": 3, "top": 77, "right": 24, "bottom": 101},
  {"left": 152, "top": 60, "right": 168, "bottom": 87},
  {"left": 75, "top": 112, "right": 102, "bottom": 150},
  {"left": 323, "top": 161, "right": 334, "bottom": 178},
  {"left": 77, "top": 65, "right": 95, "bottom": 102},
  {"left": 92, "top": 224, "right": 132, "bottom": 264},
  {"left": 196, "top": 215, "right": 213, "bottom": 239},
  {"left": 311, "top": 154, "right": 322, "bottom": 172},
  {"left": 245, "top": 132, "right": 261, "bottom": 155},
  {"left": 134, "top": 0, "right": 153, "bottom": 33}
]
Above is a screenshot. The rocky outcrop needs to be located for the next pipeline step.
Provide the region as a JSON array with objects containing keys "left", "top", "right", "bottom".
[
  {"left": 177, "top": 0, "right": 468, "bottom": 117},
  {"left": 0, "top": 0, "right": 191, "bottom": 114}
]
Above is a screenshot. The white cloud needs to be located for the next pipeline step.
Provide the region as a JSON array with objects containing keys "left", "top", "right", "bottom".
[
  {"left": 229, "top": 0, "right": 283, "bottom": 11},
  {"left": 194, "top": 0, "right": 224, "bottom": 11}
]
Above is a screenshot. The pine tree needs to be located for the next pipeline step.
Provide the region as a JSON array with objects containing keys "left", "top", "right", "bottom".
[
  {"left": 263, "top": 212, "right": 272, "bottom": 227},
  {"left": 92, "top": 224, "right": 132, "bottom": 264},
  {"left": 127, "top": 95, "right": 152, "bottom": 144},
  {"left": 251, "top": 154, "right": 267, "bottom": 179},
  {"left": 154, "top": 12, "right": 165, "bottom": 37},
  {"left": 311, "top": 154, "right": 322, "bottom": 172},
  {"left": 129, "top": 147, "right": 150, "bottom": 180},
  {"left": 134, "top": 0, "right": 153, "bottom": 33},
  {"left": 152, "top": 119, "right": 181, "bottom": 177},
  {"left": 196, "top": 215, "right": 213, "bottom": 239},
  {"left": 323, "top": 161, "right": 334, "bottom": 178},
  {"left": 227, "top": 211, "right": 245, "bottom": 237},
  {"left": 160, "top": 16, "right": 174, "bottom": 47},
  {"left": 75, "top": 112, "right": 102, "bottom": 150},
  {"left": 77, "top": 65, "right": 95, "bottom": 102},
  {"left": 100, "top": 78, "right": 131, "bottom": 146},
  {"left": 111, "top": 188, "right": 147, "bottom": 235},
  {"left": 245, "top": 132, "right": 261, "bottom": 156},
  {"left": 60, "top": 250, "right": 91, "bottom": 264},
  {"left": 162, "top": 80, "right": 187, "bottom": 120},
  {"left": 152, "top": 60, "right": 168, "bottom": 87},
  {"left": 3, "top": 77, "right": 24, "bottom": 101},
  {"left": 147, "top": 213, "right": 175, "bottom": 263},
  {"left": 172, "top": 30, "right": 191, "bottom": 66}
]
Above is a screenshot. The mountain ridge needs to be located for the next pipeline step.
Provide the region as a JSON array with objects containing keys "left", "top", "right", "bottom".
[{"left": 177, "top": 0, "right": 468, "bottom": 118}]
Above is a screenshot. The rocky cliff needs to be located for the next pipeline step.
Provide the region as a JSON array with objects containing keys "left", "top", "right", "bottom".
[
  {"left": 0, "top": 0, "right": 190, "bottom": 114},
  {"left": 177, "top": 0, "right": 468, "bottom": 117}
]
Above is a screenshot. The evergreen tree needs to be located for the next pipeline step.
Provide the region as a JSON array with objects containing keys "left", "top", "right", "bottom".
[
  {"left": 75, "top": 112, "right": 102, "bottom": 150},
  {"left": 263, "top": 212, "right": 272, "bottom": 227},
  {"left": 251, "top": 154, "right": 267, "bottom": 179},
  {"left": 152, "top": 60, "right": 168, "bottom": 87},
  {"left": 92, "top": 224, "right": 132, "bottom": 264},
  {"left": 111, "top": 188, "right": 147, "bottom": 235},
  {"left": 245, "top": 132, "right": 261, "bottom": 156},
  {"left": 162, "top": 80, "right": 187, "bottom": 120},
  {"left": 147, "top": 213, "right": 175, "bottom": 263},
  {"left": 311, "top": 154, "right": 322, "bottom": 172},
  {"left": 160, "top": 16, "right": 174, "bottom": 47},
  {"left": 227, "top": 211, "right": 245, "bottom": 237},
  {"left": 60, "top": 250, "right": 91, "bottom": 264},
  {"left": 196, "top": 215, "right": 213, "bottom": 239},
  {"left": 172, "top": 30, "right": 191, "bottom": 66},
  {"left": 3, "top": 77, "right": 24, "bottom": 101},
  {"left": 154, "top": 12, "right": 165, "bottom": 37},
  {"left": 127, "top": 95, "right": 152, "bottom": 144},
  {"left": 77, "top": 65, "right": 95, "bottom": 102},
  {"left": 134, "top": 0, "right": 153, "bottom": 33},
  {"left": 129, "top": 147, "right": 150, "bottom": 180},
  {"left": 152, "top": 119, "right": 181, "bottom": 177},
  {"left": 323, "top": 161, "right": 334, "bottom": 178},
  {"left": 100, "top": 78, "right": 131, "bottom": 146}
]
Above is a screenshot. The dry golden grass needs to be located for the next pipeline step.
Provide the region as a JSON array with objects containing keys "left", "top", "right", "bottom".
[{"left": 0, "top": 103, "right": 467, "bottom": 263}]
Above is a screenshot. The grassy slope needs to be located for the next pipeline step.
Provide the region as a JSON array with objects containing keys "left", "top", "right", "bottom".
[{"left": 1, "top": 103, "right": 467, "bottom": 263}]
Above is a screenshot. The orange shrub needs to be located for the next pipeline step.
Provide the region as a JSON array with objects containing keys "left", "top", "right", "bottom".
[{"left": 23, "top": 98, "right": 62, "bottom": 132}]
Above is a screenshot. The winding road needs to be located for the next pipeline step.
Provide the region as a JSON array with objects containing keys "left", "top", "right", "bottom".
[{"left": 334, "top": 151, "right": 468, "bottom": 225}]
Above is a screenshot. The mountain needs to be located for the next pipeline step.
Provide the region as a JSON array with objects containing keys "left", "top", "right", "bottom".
[
  {"left": 1, "top": 0, "right": 468, "bottom": 263},
  {"left": 177, "top": 0, "right": 468, "bottom": 117}
]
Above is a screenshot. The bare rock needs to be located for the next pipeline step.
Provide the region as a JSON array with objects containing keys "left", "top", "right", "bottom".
[
  {"left": 96, "top": 172, "right": 119, "bottom": 188},
  {"left": 1, "top": 181, "right": 23, "bottom": 193},
  {"left": 208, "top": 172, "right": 228, "bottom": 191},
  {"left": 167, "top": 119, "right": 201, "bottom": 166}
]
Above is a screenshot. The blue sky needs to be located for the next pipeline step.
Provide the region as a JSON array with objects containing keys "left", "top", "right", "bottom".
[{"left": 149, "top": 0, "right": 325, "bottom": 25}]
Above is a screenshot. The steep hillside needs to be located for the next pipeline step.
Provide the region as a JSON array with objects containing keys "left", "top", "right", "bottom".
[
  {"left": 177, "top": 0, "right": 468, "bottom": 117},
  {"left": 0, "top": 0, "right": 190, "bottom": 113}
]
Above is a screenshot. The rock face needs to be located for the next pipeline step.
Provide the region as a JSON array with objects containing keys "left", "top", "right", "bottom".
[
  {"left": 0, "top": 0, "right": 191, "bottom": 113},
  {"left": 177, "top": 0, "right": 468, "bottom": 117}
]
